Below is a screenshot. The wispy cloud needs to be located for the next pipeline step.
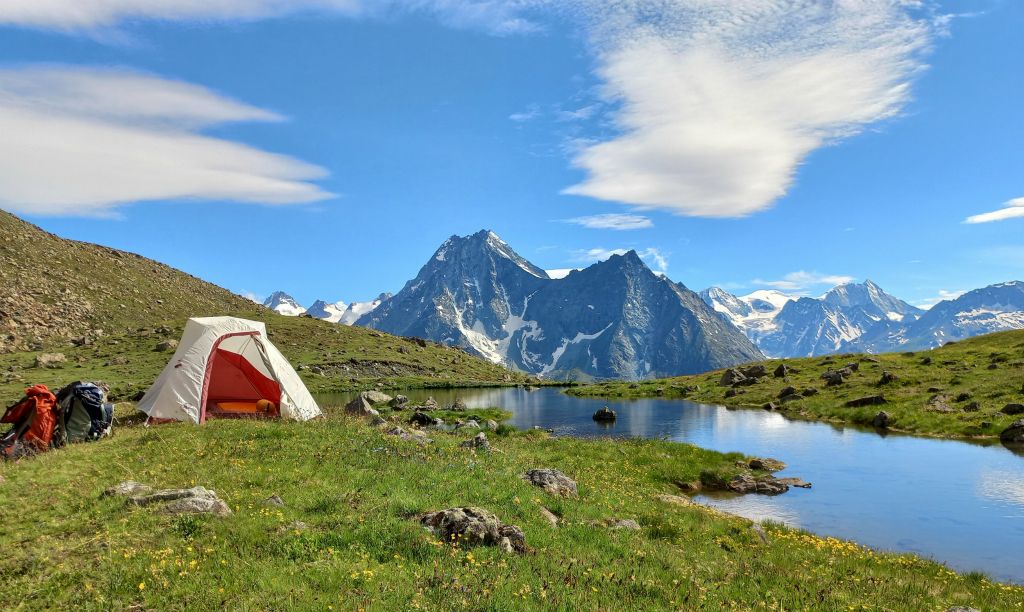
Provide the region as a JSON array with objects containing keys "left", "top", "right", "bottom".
[
  {"left": 571, "top": 246, "right": 668, "bottom": 274},
  {"left": 563, "top": 213, "right": 653, "bottom": 230},
  {"left": 563, "top": 1, "right": 939, "bottom": 217},
  {"left": 915, "top": 289, "right": 965, "bottom": 309},
  {"left": 753, "top": 271, "right": 855, "bottom": 293},
  {"left": 0, "top": 66, "right": 332, "bottom": 216},
  {"left": 0, "top": 0, "right": 540, "bottom": 35},
  {"left": 509, "top": 103, "right": 542, "bottom": 122},
  {"left": 964, "top": 197, "right": 1024, "bottom": 224}
]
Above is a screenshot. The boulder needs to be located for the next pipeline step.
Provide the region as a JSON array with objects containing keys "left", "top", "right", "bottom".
[
  {"left": 719, "top": 368, "right": 747, "bottom": 386},
  {"left": 964, "top": 402, "right": 981, "bottom": 412},
  {"left": 344, "top": 395, "right": 380, "bottom": 417},
  {"left": 1001, "top": 419, "right": 1024, "bottom": 443},
  {"left": 451, "top": 397, "right": 468, "bottom": 411},
  {"left": 155, "top": 339, "right": 178, "bottom": 352},
  {"left": 588, "top": 518, "right": 641, "bottom": 531},
  {"left": 522, "top": 468, "right": 578, "bottom": 497},
  {"left": 483, "top": 419, "right": 500, "bottom": 431},
  {"left": 455, "top": 419, "right": 480, "bottom": 430},
  {"left": 955, "top": 392, "right": 973, "bottom": 402},
  {"left": 844, "top": 362, "right": 860, "bottom": 372},
  {"left": 1001, "top": 404, "right": 1024, "bottom": 416},
  {"left": 773, "top": 364, "right": 795, "bottom": 378},
  {"left": 422, "top": 397, "right": 438, "bottom": 410},
  {"left": 362, "top": 390, "right": 393, "bottom": 405},
  {"left": 724, "top": 389, "right": 742, "bottom": 398},
  {"left": 778, "top": 386, "right": 798, "bottom": 399},
  {"left": 822, "top": 371, "right": 845, "bottom": 387},
  {"left": 538, "top": 505, "right": 560, "bottom": 527},
  {"left": 844, "top": 395, "right": 886, "bottom": 408},
  {"left": 389, "top": 395, "right": 409, "bottom": 409},
  {"left": 926, "top": 394, "right": 954, "bottom": 413},
  {"left": 33, "top": 353, "right": 66, "bottom": 369},
  {"left": 460, "top": 432, "right": 490, "bottom": 451},
  {"left": 370, "top": 415, "right": 388, "bottom": 427},
  {"left": 127, "top": 486, "right": 232, "bottom": 517},
  {"left": 418, "top": 507, "right": 526, "bottom": 553},
  {"left": 872, "top": 411, "right": 891, "bottom": 428},
  {"left": 739, "top": 365, "right": 768, "bottom": 379},
  {"left": 592, "top": 407, "right": 617, "bottom": 422},
  {"left": 801, "top": 388, "right": 820, "bottom": 397},
  {"left": 879, "top": 370, "right": 898, "bottom": 385},
  {"left": 775, "top": 477, "right": 812, "bottom": 489}
]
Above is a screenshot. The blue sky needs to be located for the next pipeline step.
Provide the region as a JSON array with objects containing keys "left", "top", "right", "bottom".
[{"left": 0, "top": 0, "right": 1020, "bottom": 309}]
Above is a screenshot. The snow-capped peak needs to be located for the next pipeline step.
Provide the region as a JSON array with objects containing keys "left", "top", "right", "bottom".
[
  {"left": 263, "top": 291, "right": 305, "bottom": 317},
  {"left": 305, "top": 299, "right": 347, "bottom": 323}
]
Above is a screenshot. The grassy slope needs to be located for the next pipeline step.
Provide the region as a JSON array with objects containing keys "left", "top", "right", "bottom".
[
  {"left": 0, "top": 409, "right": 1020, "bottom": 610},
  {"left": 569, "top": 330, "right": 1024, "bottom": 439},
  {"left": 0, "top": 210, "right": 529, "bottom": 399}
]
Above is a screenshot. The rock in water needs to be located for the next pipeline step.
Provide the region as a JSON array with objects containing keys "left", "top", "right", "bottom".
[
  {"left": 748, "top": 458, "right": 786, "bottom": 472},
  {"left": 873, "top": 411, "right": 891, "bottom": 428},
  {"left": 522, "top": 468, "right": 578, "bottom": 497},
  {"left": 592, "top": 407, "right": 617, "bottom": 422},
  {"left": 1001, "top": 419, "right": 1024, "bottom": 443},
  {"left": 418, "top": 507, "right": 526, "bottom": 553}
]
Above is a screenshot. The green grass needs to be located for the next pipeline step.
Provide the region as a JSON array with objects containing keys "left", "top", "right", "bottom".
[
  {"left": 0, "top": 410, "right": 1020, "bottom": 610},
  {"left": 568, "top": 330, "right": 1024, "bottom": 439}
]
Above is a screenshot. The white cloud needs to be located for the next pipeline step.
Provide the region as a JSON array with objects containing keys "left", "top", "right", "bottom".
[
  {"left": 0, "top": 0, "right": 539, "bottom": 35},
  {"left": 753, "top": 271, "right": 855, "bottom": 293},
  {"left": 509, "top": 104, "right": 542, "bottom": 122},
  {"left": 555, "top": 104, "right": 600, "bottom": 122},
  {"left": 915, "top": 289, "right": 965, "bottom": 309},
  {"left": 564, "top": 213, "right": 653, "bottom": 230},
  {"left": 562, "top": 1, "right": 937, "bottom": 217},
  {"left": 571, "top": 246, "right": 668, "bottom": 274},
  {"left": 0, "top": 66, "right": 332, "bottom": 216},
  {"left": 964, "top": 197, "right": 1024, "bottom": 224}
]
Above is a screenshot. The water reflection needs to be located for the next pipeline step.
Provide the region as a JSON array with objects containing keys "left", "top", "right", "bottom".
[{"left": 318, "top": 387, "right": 1024, "bottom": 583}]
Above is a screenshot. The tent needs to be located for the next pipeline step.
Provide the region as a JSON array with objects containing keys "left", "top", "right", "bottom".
[{"left": 138, "top": 317, "right": 321, "bottom": 423}]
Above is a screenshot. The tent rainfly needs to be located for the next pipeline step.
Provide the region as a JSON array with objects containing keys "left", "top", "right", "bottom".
[{"left": 138, "top": 317, "right": 321, "bottom": 423}]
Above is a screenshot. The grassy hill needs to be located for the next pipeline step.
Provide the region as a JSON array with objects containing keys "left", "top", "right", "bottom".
[
  {"left": 0, "top": 210, "right": 528, "bottom": 399},
  {"left": 0, "top": 410, "right": 1020, "bottom": 609},
  {"left": 569, "top": 330, "right": 1024, "bottom": 439}
]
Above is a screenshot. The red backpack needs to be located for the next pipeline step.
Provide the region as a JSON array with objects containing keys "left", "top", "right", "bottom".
[{"left": 1, "top": 384, "right": 59, "bottom": 458}]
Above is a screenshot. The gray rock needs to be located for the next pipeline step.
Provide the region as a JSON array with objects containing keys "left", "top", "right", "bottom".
[
  {"left": 345, "top": 395, "right": 380, "bottom": 417},
  {"left": 801, "top": 388, "right": 819, "bottom": 397},
  {"left": 422, "top": 396, "right": 438, "bottom": 410},
  {"left": 419, "top": 507, "right": 525, "bottom": 553},
  {"left": 263, "top": 495, "right": 285, "bottom": 507},
  {"left": 879, "top": 370, "right": 898, "bottom": 385},
  {"left": 522, "top": 468, "right": 578, "bottom": 497},
  {"left": 592, "top": 407, "right": 617, "bottom": 422},
  {"left": 128, "top": 486, "right": 232, "bottom": 517},
  {"left": 409, "top": 411, "right": 442, "bottom": 427},
  {"left": 748, "top": 458, "right": 786, "bottom": 472},
  {"left": 773, "top": 363, "right": 796, "bottom": 378},
  {"left": 778, "top": 386, "right": 798, "bottom": 399},
  {"left": 371, "top": 415, "right": 388, "bottom": 427},
  {"left": 822, "top": 371, "right": 845, "bottom": 386},
  {"left": 389, "top": 395, "right": 409, "bottom": 409},
  {"left": 589, "top": 518, "right": 641, "bottom": 530},
  {"left": 872, "top": 411, "right": 891, "bottom": 428},
  {"left": 362, "top": 390, "right": 393, "bottom": 405},
  {"left": 455, "top": 419, "right": 480, "bottom": 430},
  {"left": 33, "top": 353, "right": 66, "bottom": 369},
  {"left": 720, "top": 368, "right": 747, "bottom": 386},
  {"left": 538, "top": 505, "right": 560, "bottom": 526},
  {"left": 156, "top": 339, "right": 178, "bottom": 352},
  {"left": 451, "top": 397, "right": 468, "bottom": 411},
  {"left": 483, "top": 419, "right": 499, "bottom": 431},
  {"left": 103, "top": 481, "right": 152, "bottom": 498},
  {"left": 739, "top": 365, "right": 768, "bottom": 379}
]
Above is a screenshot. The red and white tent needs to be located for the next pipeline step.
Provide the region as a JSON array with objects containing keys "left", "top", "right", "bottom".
[{"left": 138, "top": 317, "right": 320, "bottom": 423}]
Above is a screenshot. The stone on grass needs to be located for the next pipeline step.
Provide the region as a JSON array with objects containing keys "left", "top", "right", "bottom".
[
  {"left": 127, "top": 486, "right": 232, "bottom": 517},
  {"left": 589, "top": 518, "right": 641, "bottom": 531},
  {"left": 538, "top": 505, "right": 560, "bottom": 527},
  {"left": 33, "top": 353, "right": 66, "bottom": 369},
  {"left": 389, "top": 395, "right": 409, "bottom": 409},
  {"left": 844, "top": 395, "right": 886, "bottom": 408},
  {"left": 522, "top": 468, "right": 578, "bottom": 498},
  {"left": 103, "top": 481, "right": 153, "bottom": 498},
  {"left": 263, "top": 495, "right": 285, "bottom": 507},
  {"left": 418, "top": 507, "right": 526, "bottom": 553},
  {"left": 155, "top": 339, "right": 178, "bottom": 352},
  {"left": 362, "top": 390, "right": 393, "bottom": 405},
  {"left": 460, "top": 432, "right": 490, "bottom": 451},
  {"left": 483, "top": 419, "right": 499, "bottom": 431},
  {"left": 1001, "top": 404, "right": 1024, "bottom": 416},
  {"left": 345, "top": 394, "right": 380, "bottom": 417}
]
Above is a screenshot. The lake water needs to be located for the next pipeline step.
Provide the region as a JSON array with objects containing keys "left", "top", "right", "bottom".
[{"left": 319, "top": 387, "right": 1024, "bottom": 583}]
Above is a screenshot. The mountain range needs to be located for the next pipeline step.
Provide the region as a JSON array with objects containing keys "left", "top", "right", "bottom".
[
  {"left": 263, "top": 292, "right": 391, "bottom": 325},
  {"left": 263, "top": 230, "right": 1024, "bottom": 376},
  {"left": 701, "top": 280, "right": 1024, "bottom": 357}
]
